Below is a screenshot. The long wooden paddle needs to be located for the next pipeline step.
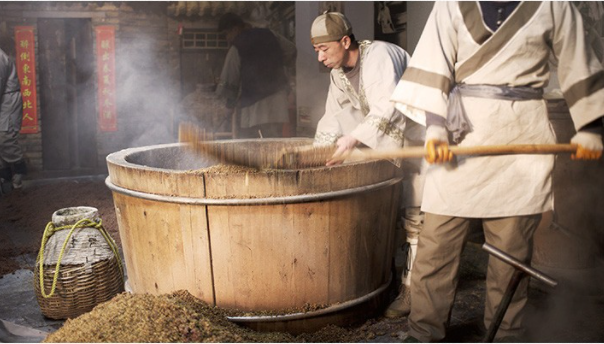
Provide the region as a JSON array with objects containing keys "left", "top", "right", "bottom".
[{"left": 179, "top": 123, "right": 577, "bottom": 169}]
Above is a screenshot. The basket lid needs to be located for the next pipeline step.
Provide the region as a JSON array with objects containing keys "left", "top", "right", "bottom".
[{"left": 52, "top": 206, "right": 99, "bottom": 226}]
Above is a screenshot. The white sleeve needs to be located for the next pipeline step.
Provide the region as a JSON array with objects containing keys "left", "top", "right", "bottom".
[
  {"left": 390, "top": 2, "right": 458, "bottom": 125},
  {"left": 351, "top": 44, "right": 411, "bottom": 149},
  {"left": 551, "top": 1, "right": 604, "bottom": 131},
  {"left": 314, "top": 73, "right": 350, "bottom": 146}
]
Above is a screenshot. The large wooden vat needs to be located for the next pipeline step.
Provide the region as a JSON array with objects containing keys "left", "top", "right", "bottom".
[{"left": 105, "top": 138, "right": 402, "bottom": 331}]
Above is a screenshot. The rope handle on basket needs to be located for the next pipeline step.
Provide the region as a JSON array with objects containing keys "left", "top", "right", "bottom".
[{"left": 36, "top": 218, "right": 124, "bottom": 298}]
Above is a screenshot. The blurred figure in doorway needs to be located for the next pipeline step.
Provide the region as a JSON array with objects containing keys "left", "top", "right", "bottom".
[{"left": 216, "top": 12, "right": 296, "bottom": 139}]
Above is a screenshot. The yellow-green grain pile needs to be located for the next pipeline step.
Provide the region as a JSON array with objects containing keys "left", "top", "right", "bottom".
[{"left": 43, "top": 290, "right": 361, "bottom": 343}]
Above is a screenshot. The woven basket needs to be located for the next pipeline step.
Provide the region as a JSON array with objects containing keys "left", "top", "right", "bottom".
[{"left": 34, "top": 206, "right": 124, "bottom": 319}]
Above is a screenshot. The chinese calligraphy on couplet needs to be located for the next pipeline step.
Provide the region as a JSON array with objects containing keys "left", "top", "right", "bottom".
[
  {"left": 95, "top": 26, "right": 117, "bottom": 132},
  {"left": 14, "top": 26, "right": 39, "bottom": 134}
]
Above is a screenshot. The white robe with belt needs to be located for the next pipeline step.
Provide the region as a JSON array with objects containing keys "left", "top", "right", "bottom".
[
  {"left": 314, "top": 41, "right": 422, "bottom": 149},
  {"left": 315, "top": 41, "right": 425, "bottom": 207},
  {"left": 390, "top": 1, "right": 604, "bottom": 217}
]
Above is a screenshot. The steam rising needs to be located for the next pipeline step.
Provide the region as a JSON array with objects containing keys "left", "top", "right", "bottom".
[{"left": 114, "top": 28, "right": 176, "bottom": 149}]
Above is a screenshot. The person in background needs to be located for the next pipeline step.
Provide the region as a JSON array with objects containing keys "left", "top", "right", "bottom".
[
  {"left": 0, "top": 46, "right": 26, "bottom": 195},
  {"left": 390, "top": 2, "right": 604, "bottom": 342},
  {"left": 216, "top": 12, "right": 296, "bottom": 139},
  {"left": 310, "top": 11, "right": 425, "bottom": 318}
]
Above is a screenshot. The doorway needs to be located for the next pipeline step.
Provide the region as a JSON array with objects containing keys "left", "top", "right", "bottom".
[{"left": 37, "top": 18, "right": 97, "bottom": 172}]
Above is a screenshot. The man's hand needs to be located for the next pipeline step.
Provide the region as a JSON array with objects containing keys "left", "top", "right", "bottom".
[
  {"left": 571, "top": 132, "right": 603, "bottom": 160},
  {"left": 326, "top": 135, "right": 358, "bottom": 166},
  {"left": 426, "top": 140, "right": 453, "bottom": 164},
  {"left": 425, "top": 125, "right": 453, "bottom": 164}
]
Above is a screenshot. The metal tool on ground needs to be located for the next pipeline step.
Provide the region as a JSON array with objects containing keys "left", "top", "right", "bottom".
[
  {"left": 179, "top": 123, "right": 578, "bottom": 170},
  {"left": 481, "top": 243, "right": 558, "bottom": 343}
]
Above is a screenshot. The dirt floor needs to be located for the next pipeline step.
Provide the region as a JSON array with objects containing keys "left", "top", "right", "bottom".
[{"left": 1, "top": 176, "right": 604, "bottom": 342}]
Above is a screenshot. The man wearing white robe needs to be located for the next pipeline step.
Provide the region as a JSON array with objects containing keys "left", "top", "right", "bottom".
[
  {"left": 390, "top": 1, "right": 603, "bottom": 342},
  {"left": 310, "top": 12, "right": 425, "bottom": 318}
]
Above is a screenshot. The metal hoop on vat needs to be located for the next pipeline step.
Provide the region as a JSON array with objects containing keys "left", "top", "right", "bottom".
[{"left": 105, "top": 176, "right": 403, "bottom": 206}]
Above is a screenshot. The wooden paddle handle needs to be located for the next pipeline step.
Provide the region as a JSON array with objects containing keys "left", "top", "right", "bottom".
[{"left": 347, "top": 144, "right": 578, "bottom": 161}]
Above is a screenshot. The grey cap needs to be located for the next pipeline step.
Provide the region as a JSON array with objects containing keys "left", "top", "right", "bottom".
[{"left": 310, "top": 12, "right": 353, "bottom": 44}]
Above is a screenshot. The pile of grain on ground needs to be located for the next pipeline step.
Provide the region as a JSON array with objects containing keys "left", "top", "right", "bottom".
[
  {"left": 44, "top": 290, "right": 362, "bottom": 343},
  {"left": 232, "top": 302, "right": 330, "bottom": 317}
]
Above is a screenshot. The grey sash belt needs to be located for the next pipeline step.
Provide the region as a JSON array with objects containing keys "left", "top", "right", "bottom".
[{"left": 446, "top": 84, "right": 544, "bottom": 143}]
